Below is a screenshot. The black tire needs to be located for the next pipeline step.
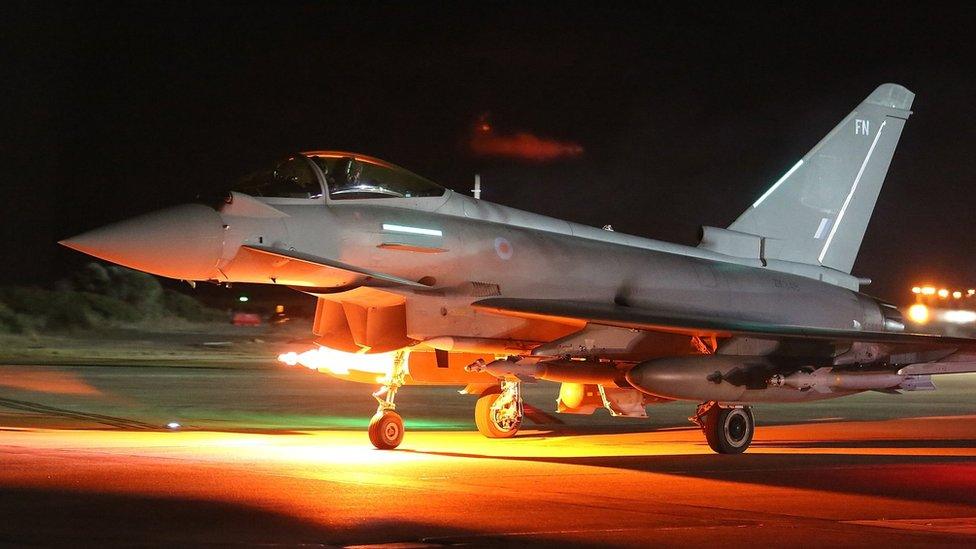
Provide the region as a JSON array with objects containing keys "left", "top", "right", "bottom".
[
  {"left": 703, "top": 406, "right": 754, "bottom": 454},
  {"left": 368, "top": 410, "right": 404, "bottom": 449},
  {"left": 474, "top": 392, "right": 520, "bottom": 438}
]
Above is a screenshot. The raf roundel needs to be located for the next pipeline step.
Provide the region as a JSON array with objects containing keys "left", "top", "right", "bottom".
[{"left": 494, "top": 237, "right": 513, "bottom": 260}]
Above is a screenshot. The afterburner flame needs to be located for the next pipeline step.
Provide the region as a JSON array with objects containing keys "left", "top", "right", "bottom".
[{"left": 278, "top": 347, "right": 398, "bottom": 376}]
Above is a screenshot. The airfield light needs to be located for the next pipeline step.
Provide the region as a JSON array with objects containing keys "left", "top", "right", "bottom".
[
  {"left": 922, "top": 286, "right": 936, "bottom": 295},
  {"left": 907, "top": 304, "right": 930, "bottom": 324},
  {"left": 166, "top": 422, "right": 181, "bottom": 430},
  {"left": 239, "top": 296, "right": 249, "bottom": 302},
  {"left": 275, "top": 305, "right": 285, "bottom": 314},
  {"left": 969, "top": 289, "right": 975, "bottom": 297},
  {"left": 277, "top": 347, "right": 397, "bottom": 376},
  {"left": 938, "top": 288, "right": 949, "bottom": 299},
  {"left": 944, "top": 310, "right": 976, "bottom": 324},
  {"left": 911, "top": 286, "right": 922, "bottom": 294},
  {"left": 953, "top": 291, "right": 963, "bottom": 299}
]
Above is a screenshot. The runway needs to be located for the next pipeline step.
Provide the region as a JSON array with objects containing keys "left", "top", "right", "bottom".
[
  {"left": 1, "top": 418, "right": 975, "bottom": 547},
  {"left": 1, "top": 356, "right": 975, "bottom": 547}
]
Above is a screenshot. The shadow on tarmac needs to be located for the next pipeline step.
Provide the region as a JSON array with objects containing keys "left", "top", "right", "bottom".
[
  {"left": 401, "top": 449, "right": 976, "bottom": 507},
  {"left": 0, "top": 487, "right": 608, "bottom": 548}
]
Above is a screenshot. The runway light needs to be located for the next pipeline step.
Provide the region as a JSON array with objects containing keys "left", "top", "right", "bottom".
[
  {"left": 922, "top": 286, "right": 936, "bottom": 295},
  {"left": 166, "top": 422, "right": 181, "bottom": 430},
  {"left": 969, "top": 289, "right": 975, "bottom": 296},
  {"left": 953, "top": 291, "right": 963, "bottom": 299},
  {"left": 239, "top": 296, "right": 249, "bottom": 302},
  {"left": 938, "top": 289, "right": 950, "bottom": 298},
  {"left": 943, "top": 310, "right": 976, "bottom": 324},
  {"left": 277, "top": 347, "right": 398, "bottom": 376},
  {"left": 911, "top": 286, "right": 922, "bottom": 294},
  {"left": 907, "top": 303, "right": 930, "bottom": 324}
]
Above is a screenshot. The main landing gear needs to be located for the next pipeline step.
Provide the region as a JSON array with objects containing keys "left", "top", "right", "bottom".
[
  {"left": 474, "top": 380, "right": 523, "bottom": 438},
  {"left": 368, "top": 350, "right": 406, "bottom": 449},
  {"left": 691, "top": 401, "right": 755, "bottom": 454}
]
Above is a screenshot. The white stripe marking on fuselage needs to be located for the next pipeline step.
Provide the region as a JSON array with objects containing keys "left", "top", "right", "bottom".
[{"left": 382, "top": 223, "right": 443, "bottom": 237}]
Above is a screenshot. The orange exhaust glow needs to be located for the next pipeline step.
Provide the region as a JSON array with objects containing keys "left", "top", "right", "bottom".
[
  {"left": 278, "top": 347, "right": 400, "bottom": 377},
  {"left": 0, "top": 368, "right": 102, "bottom": 395}
]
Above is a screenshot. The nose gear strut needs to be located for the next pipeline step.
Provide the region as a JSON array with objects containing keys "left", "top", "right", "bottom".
[{"left": 368, "top": 350, "right": 407, "bottom": 449}]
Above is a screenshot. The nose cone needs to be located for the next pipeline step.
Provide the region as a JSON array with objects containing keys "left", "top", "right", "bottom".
[{"left": 60, "top": 204, "right": 224, "bottom": 281}]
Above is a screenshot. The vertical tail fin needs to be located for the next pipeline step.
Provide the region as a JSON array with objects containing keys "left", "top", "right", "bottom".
[{"left": 729, "top": 83, "right": 914, "bottom": 273}]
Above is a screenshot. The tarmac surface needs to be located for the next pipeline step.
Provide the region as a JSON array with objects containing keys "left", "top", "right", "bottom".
[{"left": 1, "top": 347, "right": 975, "bottom": 547}]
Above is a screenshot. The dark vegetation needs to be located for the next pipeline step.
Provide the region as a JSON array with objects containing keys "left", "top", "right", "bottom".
[{"left": 0, "top": 263, "right": 225, "bottom": 334}]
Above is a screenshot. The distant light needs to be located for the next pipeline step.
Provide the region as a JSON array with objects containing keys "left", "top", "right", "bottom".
[
  {"left": 953, "top": 291, "right": 963, "bottom": 299},
  {"left": 944, "top": 310, "right": 976, "bottom": 324},
  {"left": 275, "top": 304, "right": 285, "bottom": 314},
  {"left": 907, "top": 303, "right": 930, "bottom": 324},
  {"left": 938, "top": 289, "right": 950, "bottom": 298},
  {"left": 166, "top": 422, "right": 181, "bottom": 430},
  {"left": 911, "top": 286, "right": 922, "bottom": 294},
  {"left": 239, "top": 296, "right": 249, "bottom": 302},
  {"left": 969, "top": 289, "right": 975, "bottom": 296},
  {"left": 382, "top": 223, "right": 443, "bottom": 237},
  {"left": 922, "top": 286, "right": 936, "bottom": 295}
]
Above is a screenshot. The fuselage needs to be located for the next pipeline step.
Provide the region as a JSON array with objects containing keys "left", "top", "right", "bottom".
[{"left": 215, "top": 188, "right": 889, "bottom": 344}]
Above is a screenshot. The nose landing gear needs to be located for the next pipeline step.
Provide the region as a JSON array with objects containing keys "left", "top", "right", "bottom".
[
  {"left": 691, "top": 401, "right": 755, "bottom": 454},
  {"left": 368, "top": 350, "right": 407, "bottom": 450}
]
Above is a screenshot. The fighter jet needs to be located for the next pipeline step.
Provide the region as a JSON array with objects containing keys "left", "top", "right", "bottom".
[{"left": 61, "top": 83, "right": 976, "bottom": 453}]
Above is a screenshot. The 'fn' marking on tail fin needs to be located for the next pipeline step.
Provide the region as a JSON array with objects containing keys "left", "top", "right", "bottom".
[
  {"left": 817, "top": 119, "right": 887, "bottom": 264},
  {"left": 752, "top": 160, "right": 804, "bottom": 208}
]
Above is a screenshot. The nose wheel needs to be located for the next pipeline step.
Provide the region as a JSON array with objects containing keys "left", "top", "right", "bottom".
[
  {"left": 368, "top": 350, "right": 407, "bottom": 450},
  {"left": 368, "top": 410, "right": 404, "bottom": 449},
  {"left": 692, "top": 401, "right": 754, "bottom": 454}
]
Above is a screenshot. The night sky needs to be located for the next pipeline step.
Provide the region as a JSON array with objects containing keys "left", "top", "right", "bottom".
[{"left": 4, "top": 2, "right": 975, "bottom": 303}]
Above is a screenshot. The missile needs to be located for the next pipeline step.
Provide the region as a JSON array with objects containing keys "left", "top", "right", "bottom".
[
  {"left": 625, "top": 355, "right": 933, "bottom": 403},
  {"left": 767, "top": 368, "right": 933, "bottom": 393}
]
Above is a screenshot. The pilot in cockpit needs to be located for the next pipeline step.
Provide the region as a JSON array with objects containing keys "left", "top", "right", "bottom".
[{"left": 332, "top": 157, "right": 364, "bottom": 193}]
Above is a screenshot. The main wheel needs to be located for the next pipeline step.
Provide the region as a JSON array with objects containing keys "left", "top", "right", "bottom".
[
  {"left": 702, "top": 406, "right": 754, "bottom": 454},
  {"left": 474, "top": 391, "right": 521, "bottom": 438},
  {"left": 368, "top": 410, "right": 404, "bottom": 449}
]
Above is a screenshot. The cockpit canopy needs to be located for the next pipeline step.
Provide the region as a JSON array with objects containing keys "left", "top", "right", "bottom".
[{"left": 233, "top": 152, "right": 445, "bottom": 200}]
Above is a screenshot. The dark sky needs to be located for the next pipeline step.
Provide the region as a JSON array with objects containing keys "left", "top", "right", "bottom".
[{"left": 3, "top": 2, "right": 975, "bottom": 302}]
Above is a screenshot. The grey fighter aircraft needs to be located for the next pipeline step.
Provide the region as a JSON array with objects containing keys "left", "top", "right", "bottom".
[{"left": 61, "top": 83, "right": 976, "bottom": 453}]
